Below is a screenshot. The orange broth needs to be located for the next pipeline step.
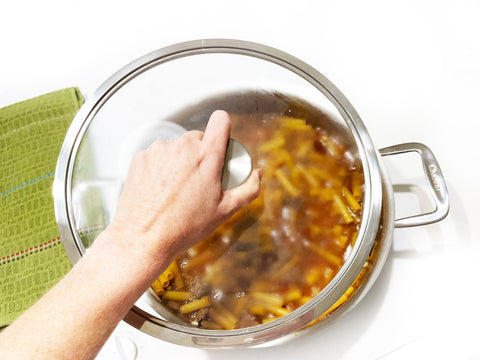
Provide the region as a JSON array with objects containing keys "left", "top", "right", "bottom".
[{"left": 151, "top": 114, "right": 363, "bottom": 329}]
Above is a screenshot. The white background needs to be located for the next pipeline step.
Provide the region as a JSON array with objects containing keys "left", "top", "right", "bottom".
[{"left": 1, "top": 1, "right": 479, "bottom": 359}]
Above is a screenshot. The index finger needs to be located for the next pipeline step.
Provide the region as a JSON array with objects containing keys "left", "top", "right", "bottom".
[{"left": 202, "top": 110, "right": 232, "bottom": 163}]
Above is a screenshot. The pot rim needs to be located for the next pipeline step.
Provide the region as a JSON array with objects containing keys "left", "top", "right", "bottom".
[{"left": 53, "top": 39, "right": 384, "bottom": 347}]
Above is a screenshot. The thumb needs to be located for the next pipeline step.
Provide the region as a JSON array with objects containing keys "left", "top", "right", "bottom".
[{"left": 219, "top": 168, "right": 263, "bottom": 216}]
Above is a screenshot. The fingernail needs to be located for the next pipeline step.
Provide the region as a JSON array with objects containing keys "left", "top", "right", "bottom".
[{"left": 257, "top": 169, "right": 263, "bottom": 182}]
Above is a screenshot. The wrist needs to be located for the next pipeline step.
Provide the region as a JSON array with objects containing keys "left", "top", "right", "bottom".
[{"left": 90, "top": 224, "right": 174, "bottom": 286}]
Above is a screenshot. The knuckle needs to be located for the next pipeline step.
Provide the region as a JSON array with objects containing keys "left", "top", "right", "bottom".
[{"left": 182, "top": 130, "right": 204, "bottom": 141}]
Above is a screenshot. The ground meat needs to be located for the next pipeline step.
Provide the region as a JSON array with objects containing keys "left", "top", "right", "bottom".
[
  {"left": 191, "top": 307, "right": 209, "bottom": 324},
  {"left": 236, "top": 311, "right": 260, "bottom": 328}
]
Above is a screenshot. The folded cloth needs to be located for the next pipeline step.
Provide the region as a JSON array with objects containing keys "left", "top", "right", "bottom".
[{"left": 0, "top": 87, "right": 84, "bottom": 327}]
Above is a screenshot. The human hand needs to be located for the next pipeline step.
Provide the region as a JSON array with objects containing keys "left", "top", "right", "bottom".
[{"left": 108, "top": 110, "right": 262, "bottom": 266}]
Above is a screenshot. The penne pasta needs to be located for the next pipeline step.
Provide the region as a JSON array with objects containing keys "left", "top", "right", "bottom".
[
  {"left": 296, "top": 164, "right": 319, "bottom": 188},
  {"left": 250, "top": 304, "right": 290, "bottom": 317},
  {"left": 251, "top": 292, "right": 283, "bottom": 308},
  {"left": 332, "top": 193, "right": 355, "bottom": 224},
  {"left": 351, "top": 171, "right": 363, "bottom": 201},
  {"left": 305, "top": 267, "right": 322, "bottom": 286},
  {"left": 162, "top": 267, "right": 174, "bottom": 281},
  {"left": 162, "top": 291, "right": 191, "bottom": 301},
  {"left": 183, "top": 248, "right": 217, "bottom": 270},
  {"left": 250, "top": 281, "right": 274, "bottom": 293},
  {"left": 343, "top": 186, "right": 361, "bottom": 212},
  {"left": 259, "top": 136, "right": 285, "bottom": 153},
  {"left": 351, "top": 230, "right": 359, "bottom": 247},
  {"left": 270, "top": 306, "right": 291, "bottom": 317},
  {"left": 336, "top": 234, "right": 350, "bottom": 248},
  {"left": 262, "top": 316, "right": 279, "bottom": 324},
  {"left": 249, "top": 304, "right": 268, "bottom": 316},
  {"left": 309, "top": 187, "right": 336, "bottom": 201},
  {"left": 280, "top": 117, "right": 311, "bottom": 131},
  {"left": 299, "top": 296, "right": 313, "bottom": 306},
  {"left": 168, "top": 259, "right": 184, "bottom": 289},
  {"left": 201, "top": 320, "right": 224, "bottom": 330},
  {"left": 232, "top": 295, "right": 248, "bottom": 318},
  {"left": 151, "top": 279, "right": 165, "bottom": 296},
  {"left": 180, "top": 296, "right": 211, "bottom": 314},
  {"left": 276, "top": 255, "right": 299, "bottom": 277},
  {"left": 323, "top": 267, "right": 334, "bottom": 281},
  {"left": 158, "top": 273, "right": 170, "bottom": 288},
  {"left": 209, "top": 305, "right": 237, "bottom": 330},
  {"left": 309, "top": 167, "right": 329, "bottom": 181},
  {"left": 296, "top": 141, "right": 312, "bottom": 158},
  {"left": 274, "top": 169, "right": 299, "bottom": 197},
  {"left": 307, "top": 242, "right": 342, "bottom": 267},
  {"left": 284, "top": 287, "right": 302, "bottom": 303},
  {"left": 272, "top": 149, "right": 294, "bottom": 169}
]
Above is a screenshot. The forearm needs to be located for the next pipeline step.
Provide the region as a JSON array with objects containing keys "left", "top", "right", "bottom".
[
  {"left": 0, "top": 111, "right": 261, "bottom": 359},
  {"left": 0, "top": 228, "right": 170, "bottom": 360}
]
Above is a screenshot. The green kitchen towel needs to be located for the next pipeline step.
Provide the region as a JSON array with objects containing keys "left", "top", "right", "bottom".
[{"left": 0, "top": 87, "right": 84, "bottom": 327}]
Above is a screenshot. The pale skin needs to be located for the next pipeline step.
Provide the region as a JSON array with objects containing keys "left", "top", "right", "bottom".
[{"left": 0, "top": 110, "right": 262, "bottom": 359}]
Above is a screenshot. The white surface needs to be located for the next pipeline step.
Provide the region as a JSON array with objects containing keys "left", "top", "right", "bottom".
[{"left": 2, "top": 1, "right": 479, "bottom": 359}]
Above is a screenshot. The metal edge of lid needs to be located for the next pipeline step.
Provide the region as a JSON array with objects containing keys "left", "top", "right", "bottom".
[{"left": 52, "top": 38, "right": 384, "bottom": 347}]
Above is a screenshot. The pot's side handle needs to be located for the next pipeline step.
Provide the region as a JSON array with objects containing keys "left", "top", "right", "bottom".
[{"left": 379, "top": 142, "right": 449, "bottom": 228}]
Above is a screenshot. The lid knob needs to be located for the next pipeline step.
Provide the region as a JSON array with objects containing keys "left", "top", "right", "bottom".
[{"left": 221, "top": 138, "right": 252, "bottom": 190}]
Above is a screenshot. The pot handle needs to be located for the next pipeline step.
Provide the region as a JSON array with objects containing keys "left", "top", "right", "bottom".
[{"left": 379, "top": 142, "right": 449, "bottom": 228}]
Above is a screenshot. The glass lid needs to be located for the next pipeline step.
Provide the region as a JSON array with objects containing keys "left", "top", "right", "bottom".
[{"left": 53, "top": 39, "right": 383, "bottom": 345}]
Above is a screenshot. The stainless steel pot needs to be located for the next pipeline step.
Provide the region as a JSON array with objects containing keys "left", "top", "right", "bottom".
[{"left": 53, "top": 39, "right": 449, "bottom": 348}]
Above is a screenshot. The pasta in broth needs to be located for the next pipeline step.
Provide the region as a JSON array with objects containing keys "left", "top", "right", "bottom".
[{"left": 152, "top": 112, "right": 363, "bottom": 329}]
